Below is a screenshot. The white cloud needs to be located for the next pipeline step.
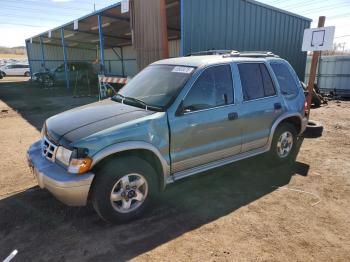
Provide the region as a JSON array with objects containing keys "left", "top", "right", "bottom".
[{"left": 0, "top": 26, "right": 50, "bottom": 47}]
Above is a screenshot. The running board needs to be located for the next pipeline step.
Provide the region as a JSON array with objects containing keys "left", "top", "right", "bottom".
[{"left": 167, "top": 147, "right": 269, "bottom": 184}]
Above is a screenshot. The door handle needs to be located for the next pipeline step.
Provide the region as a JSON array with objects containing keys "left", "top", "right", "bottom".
[
  {"left": 274, "top": 103, "right": 282, "bottom": 110},
  {"left": 228, "top": 112, "right": 238, "bottom": 121}
]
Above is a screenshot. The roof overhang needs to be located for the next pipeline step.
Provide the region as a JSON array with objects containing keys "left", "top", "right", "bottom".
[{"left": 26, "top": 0, "right": 180, "bottom": 49}]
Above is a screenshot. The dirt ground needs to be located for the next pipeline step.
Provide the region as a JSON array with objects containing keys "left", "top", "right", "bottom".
[{"left": 0, "top": 77, "right": 349, "bottom": 262}]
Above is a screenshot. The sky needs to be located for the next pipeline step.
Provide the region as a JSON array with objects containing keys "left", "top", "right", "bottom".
[{"left": 0, "top": 0, "right": 349, "bottom": 49}]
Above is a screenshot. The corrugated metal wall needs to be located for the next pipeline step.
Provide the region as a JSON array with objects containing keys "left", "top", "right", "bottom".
[
  {"left": 28, "top": 39, "right": 180, "bottom": 77},
  {"left": 27, "top": 43, "right": 96, "bottom": 73},
  {"left": 305, "top": 55, "right": 350, "bottom": 96},
  {"left": 103, "top": 40, "right": 179, "bottom": 77},
  {"left": 182, "top": 0, "right": 311, "bottom": 79}
]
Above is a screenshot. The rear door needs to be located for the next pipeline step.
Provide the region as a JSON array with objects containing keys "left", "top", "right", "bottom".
[
  {"left": 168, "top": 64, "right": 242, "bottom": 173},
  {"left": 236, "top": 62, "right": 283, "bottom": 152},
  {"left": 13, "top": 65, "right": 23, "bottom": 75},
  {"left": 16, "top": 65, "right": 27, "bottom": 75}
]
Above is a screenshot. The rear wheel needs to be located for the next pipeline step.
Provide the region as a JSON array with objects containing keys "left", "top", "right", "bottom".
[
  {"left": 24, "top": 71, "right": 30, "bottom": 77},
  {"left": 91, "top": 156, "right": 158, "bottom": 223},
  {"left": 270, "top": 123, "right": 297, "bottom": 163}
]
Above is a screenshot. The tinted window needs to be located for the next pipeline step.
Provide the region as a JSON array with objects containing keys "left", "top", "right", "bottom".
[
  {"left": 238, "top": 63, "right": 276, "bottom": 101},
  {"left": 56, "top": 65, "right": 64, "bottom": 72},
  {"left": 183, "top": 65, "right": 233, "bottom": 112},
  {"left": 260, "top": 64, "right": 276, "bottom": 96},
  {"left": 238, "top": 63, "right": 264, "bottom": 100},
  {"left": 270, "top": 63, "right": 298, "bottom": 95}
]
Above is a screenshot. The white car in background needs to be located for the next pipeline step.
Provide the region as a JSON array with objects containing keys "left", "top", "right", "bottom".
[{"left": 0, "top": 64, "right": 30, "bottom": 76}]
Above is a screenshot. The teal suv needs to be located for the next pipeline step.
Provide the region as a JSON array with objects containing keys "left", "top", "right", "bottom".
[{"left": 27, "top": 52, "right": 308, "bottom": 223}]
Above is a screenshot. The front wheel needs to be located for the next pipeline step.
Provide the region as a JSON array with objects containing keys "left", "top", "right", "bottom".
[
  {"left": 24, "top": 71, "right": 30, "bottom": 77},
  {"left": 270, "top": 123, "right": 297, "bottom": 164},
  {"left": 91, "top": 156, "right": 158, "bottom": 223}
]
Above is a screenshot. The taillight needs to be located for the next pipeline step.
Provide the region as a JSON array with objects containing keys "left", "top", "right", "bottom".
[{"left": 304, "top": 100, "right": 308, "bottom": 114}]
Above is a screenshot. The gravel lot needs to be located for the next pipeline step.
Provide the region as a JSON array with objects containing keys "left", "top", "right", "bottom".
[{"left": 0, "top": 77, "right": 349, "bottom": 261}]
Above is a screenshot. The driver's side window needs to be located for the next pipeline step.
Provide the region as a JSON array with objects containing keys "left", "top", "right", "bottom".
[{"left": 183, "top": 64, "right": 234, "bottom": 112}]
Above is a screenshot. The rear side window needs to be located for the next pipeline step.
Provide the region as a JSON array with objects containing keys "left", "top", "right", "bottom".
[
  {"left": 183, "top": 64, "right": 234, "bottom": 112},
  {"left": 238, "top": 63, "right": 276, "bottom": 101},
  {"left": 270, "top": 63, "right": 298, "bottom": 95}
]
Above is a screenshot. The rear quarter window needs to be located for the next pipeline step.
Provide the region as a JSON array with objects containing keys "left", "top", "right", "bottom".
[{"left": 270, "top": 62, "right": 299, "bottom": 95}]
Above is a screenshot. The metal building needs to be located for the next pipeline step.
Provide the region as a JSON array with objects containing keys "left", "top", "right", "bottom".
[
  {"left": 26, "top": 0, "right": 311, "bottom": 89},
  {"left": 305, "top": 55, "right": 350, "bottom": 97}
]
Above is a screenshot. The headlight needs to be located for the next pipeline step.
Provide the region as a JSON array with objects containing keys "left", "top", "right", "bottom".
[
  {"left": 55, "top": 146, "right": 73, "bottom": 166},
  {"left": 56, "top": 146, "right": 92, "bottom": 174}
]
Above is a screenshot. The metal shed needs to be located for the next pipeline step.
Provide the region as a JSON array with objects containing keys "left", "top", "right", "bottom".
[
  {"left": 26, "top": 0, "right": 311, "bottom": 89},
  {"left": 305, "top": 55, "right": 350, "bottom": 97}
]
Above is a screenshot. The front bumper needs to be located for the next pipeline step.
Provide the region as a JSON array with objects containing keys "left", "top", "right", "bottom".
[{"left": 27, "top": 140, "right": 95, "bottom": 206}]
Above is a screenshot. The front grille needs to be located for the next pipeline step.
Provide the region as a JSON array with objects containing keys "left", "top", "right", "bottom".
[{"left": 42, "top": 136, "right": 58, "bottom": 162}]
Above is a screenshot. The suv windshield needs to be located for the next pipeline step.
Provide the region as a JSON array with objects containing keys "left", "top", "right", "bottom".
[{"left": 118, "top": 64, "right": 195, "bottom": 108}]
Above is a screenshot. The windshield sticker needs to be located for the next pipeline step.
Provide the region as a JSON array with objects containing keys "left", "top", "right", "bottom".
[{"left": 172, "top": 66, "right": 194, "bottom": 74}]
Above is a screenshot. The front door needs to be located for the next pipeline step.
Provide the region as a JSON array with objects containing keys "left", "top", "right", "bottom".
[
  {"left": 5, "top": 65, "right": 16, "bottom": 75},
  {"left": 169, "top": 64, "right": 242, "bottom": 173}
]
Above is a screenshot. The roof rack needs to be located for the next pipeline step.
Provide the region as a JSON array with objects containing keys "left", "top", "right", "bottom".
[
  {"left": 223, "top": 51, "right": 279, "bottom": 58},
  {"left": 185, "top": 50, "right": 279, "bottom": 58},
  {"left": 186, "top": 50, "right": 234, "bottom": 56}
]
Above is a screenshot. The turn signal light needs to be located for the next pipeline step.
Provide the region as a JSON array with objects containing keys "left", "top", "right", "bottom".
[{"left": 68, "top": 158, "right": 93, "bottom": 174}]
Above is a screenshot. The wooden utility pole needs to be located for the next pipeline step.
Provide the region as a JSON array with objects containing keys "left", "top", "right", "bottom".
[{"left": 306, "top": 16, "right": 325, "bottom": 117}]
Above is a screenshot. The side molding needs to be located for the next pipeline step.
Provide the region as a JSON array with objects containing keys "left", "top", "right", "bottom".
[{"left": 91, "top": 141, "right": 170, "bottom": 188}]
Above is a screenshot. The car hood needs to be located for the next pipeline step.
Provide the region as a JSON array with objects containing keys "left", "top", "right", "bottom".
[{"left": 45, "top": 99, "right": 155, "bottom": 145}]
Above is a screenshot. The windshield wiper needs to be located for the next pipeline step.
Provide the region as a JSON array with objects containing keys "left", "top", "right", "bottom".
[
  {"left": 112, "top": 93, "right": 125, "bottom": 103},
  {"left": 126, "top": 97, "right": 149, "bottom": 109},
  {"left": 112, "top": 94, "right": 163, "bottom": 111},
  {"left": 125, "top": 96, "right": 164, "bottom": 111}
]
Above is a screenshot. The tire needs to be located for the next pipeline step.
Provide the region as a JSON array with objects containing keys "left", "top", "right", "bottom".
[
  {"left": 24, "top": 71, "right": 30, "bottom": 77},
  {"left": 303, "top": 120, "right": 323, "bottom": 138},
  {"left": 270, "top": 123, "right": 298, "bottom": 164},
  {"left": 91, "top": 156, "right": 158, "bottom": 223}
]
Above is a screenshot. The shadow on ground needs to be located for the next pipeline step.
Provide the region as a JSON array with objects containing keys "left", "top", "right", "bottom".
[
  {"left": 0, "top": 78, "right": 97, "bottom": 130},
  {"left": 0, "top": 155, "right": 309, "bottom": 261}
]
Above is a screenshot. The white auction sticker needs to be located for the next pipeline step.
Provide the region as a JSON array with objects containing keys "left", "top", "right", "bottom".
[{"left": 172, "top": 66, "right": 194, "bottom": 74}]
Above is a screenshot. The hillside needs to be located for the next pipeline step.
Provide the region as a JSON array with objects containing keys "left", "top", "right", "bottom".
[{"left": 0, "top": 46, "right": 26, "bottom": 55}]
